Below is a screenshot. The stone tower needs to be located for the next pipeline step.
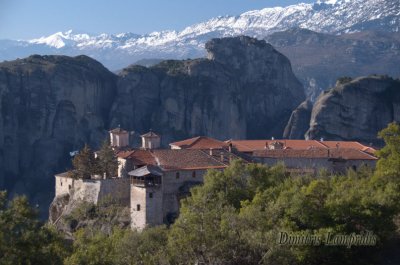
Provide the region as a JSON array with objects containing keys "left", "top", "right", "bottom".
[{"left": 128, "top": 165, "right": 163, "bottom": 230}]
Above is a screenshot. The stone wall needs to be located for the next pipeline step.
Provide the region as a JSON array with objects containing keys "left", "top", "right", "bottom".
[
  {"left": 72, "top": 179, "right": 101, "bottom": 203},
  {"left": 162, "top": 169, "right": 206, "bottom": 221},
  {"left": 55, "top": 175, "right": 75, "bottom": 197},
  {"left": 98, "top": 178, "right": 130, "bottom": 205},
  {"left": 145, "top": 186, "right": 163, "bottom": 227},
  {"left": 55, "top": 176, "right": 130, "bottom": 205},
  {"left": 255, "top": 157, "right": 376, "bottom": 174}
]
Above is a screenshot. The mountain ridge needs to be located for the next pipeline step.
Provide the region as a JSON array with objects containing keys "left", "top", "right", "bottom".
[{"left": 0, "top": 0, "right": 398, "bottom": 70}]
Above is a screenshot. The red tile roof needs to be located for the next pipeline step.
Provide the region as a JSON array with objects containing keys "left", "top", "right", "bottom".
[
  {"left": 318, "top": 141, "right": 377, "bottom": 154},
  {"left": 116, "top": 150, "right": 134, "bottom": 159},
  {"left": 170, "top": 136, "right": 228, "bottom": 150},
  {"left": 253, "top": 148, "right": 377, "bottom": 160},
  {"left": 117, "top": 148, "right": 231, "bottom": 171},
  {"left": 116, "top": 150, "right": 157, "bottom": 166},
  {"left": 151, "top": 149, "right": 228, "bottom": 171},
  {"left": 227, "top": 139, "right": 326, "bottom": 152},
  {"left": 227, "top": 139, "right": 376, "bottom": 154}
]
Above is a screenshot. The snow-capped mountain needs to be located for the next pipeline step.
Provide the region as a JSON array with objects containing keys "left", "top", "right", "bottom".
[{"left": 0, "top": 0, "right": 399, "bottom": 70}]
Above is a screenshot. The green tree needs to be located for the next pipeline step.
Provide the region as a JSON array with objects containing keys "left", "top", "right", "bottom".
[
  {"left": 374, "top": 122, "right": 400, "bottom": 181},
  {"left": 0, "top": 191, "right": 70, "bottom": 265},
  {"left": 65, "top": 226, "right": 169, "bottom": 265},
  {"left": 70, "top": 144, "right": 98, "bottom": 179},
  {"left": 97, "top": 140, "right": 119, "bottom": 179},
  {"left": 64, "top": 228, "right": 118, "bottom": 265},
  {"left": 114, "top": 226, "right": 169, "bottom": 265},
  {"left": 167, "top": 161, "right": 288, "bottom": 265}
]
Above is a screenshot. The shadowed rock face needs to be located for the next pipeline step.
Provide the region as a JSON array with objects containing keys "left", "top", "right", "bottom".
[
  {"left": 304, "top": 76, "right": 400, "bottom": 144},
  {"left": 110, "top": 36, "right": 305, "bottom": 143},
  {"left": 0, "top": 55, "right": 117, "bottom": 216},
  {"left": 0, "top": 36, "right": 305, "bottom": 217},
  {"left": 283, "top": 100, "right": 312, "bottom": 139}
]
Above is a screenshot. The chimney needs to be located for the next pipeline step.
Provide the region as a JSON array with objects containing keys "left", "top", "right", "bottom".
[
  {"left": 271, "top": 136, "right": 275, "bottom": 140},
  {"left": 320, "top": 137, "right": 324, "bottom": 142},
  {"left": 209, "top": 148, "right": 213, "bottom": 156}
]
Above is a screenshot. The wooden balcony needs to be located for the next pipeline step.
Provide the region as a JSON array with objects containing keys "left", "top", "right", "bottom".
[{"left": 130, "top": 175, "right": 161, "bottom": 187}]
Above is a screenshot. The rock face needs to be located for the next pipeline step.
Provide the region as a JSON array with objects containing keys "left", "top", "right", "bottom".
[
  {"left": 283, "top": 100, "right": 312, "bottom": 139},
  {"left": 49, "top": 195, "right": 130, "bottom": 237},
  {"left": 304, "top": 75, "right": 400, "bottom": 144},
  {"left": 110, "top": 36, "right": 304, "bottom": 143},
  {"left": 266, "top": 29, "right": 400, "bottom": 101},
  {"left": 0, "top": 55, "right": 117, "bottom": 216},
  {"left": 0, "top": 36, "right": 304, "bottom": 217}
]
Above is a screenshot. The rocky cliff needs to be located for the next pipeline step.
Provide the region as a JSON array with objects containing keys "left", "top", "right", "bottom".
[
  {"left": 266, "top": 29, "right": 400, "bottom": 101},
  {"left": 0, "top": 55, "right": 117, "bottom": 216},
  {"left": 110, "top": 36, "right": 304, "bottom": 143},
  {"left": 283, "top": 100, "right": 312, "bottom": 139},
  {"left": 284, "top": 75, "right": 400, "bottom": 144},
  {"left": 0, "top": 36, "right": 304, "bottom": 217}
]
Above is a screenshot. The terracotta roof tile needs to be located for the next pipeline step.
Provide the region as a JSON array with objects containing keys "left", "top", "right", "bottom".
[
  {"left": 117, "top": 148, "right": 232, "bottom": 170},
  {"left": 116, "top": 150, "right": 157, "bottom": 166},
  {"left": 116, "top": 150, "right": 134, "bottom": 159},
  {"left": 319, "top": 141, "right": 377, "bottom": 154},
  {"left": 253, "top": 148, "right": 377, "bottom": 160},
  {"left": 151, "top": 149, "right": 227, "bottom": 170},
  {"left": 228, "top": 139, "right": 326, "bottom": 152},
  {"left": 228, "top": 139, "right": 377, "bottom": 155},
  {"left": 170, "top": 136, "right": 228, "bottom": 150},
  {"left": 205, "top": 148, "right": 253, "bottom": 164}
]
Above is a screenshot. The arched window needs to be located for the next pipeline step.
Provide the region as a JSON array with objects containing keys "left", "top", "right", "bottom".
[
  {"left": 192, "top": 171, "right": 196, "bottom": 178},
  {"left": 176, "top": 172, "right": 180, "bottom": 179}
]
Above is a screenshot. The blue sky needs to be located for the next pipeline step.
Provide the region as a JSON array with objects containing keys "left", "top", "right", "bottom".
[{"left": 0, "top": 0, "right": 314, "bottom": 40}]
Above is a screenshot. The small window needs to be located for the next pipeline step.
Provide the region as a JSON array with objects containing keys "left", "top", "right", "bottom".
[
  {"left": 192, "top": 171, "right": 196, "bottom": 178},
  {"left": 137, "top": 204, "right": 141, "bottom": 211},
  {"left": 60, "top": 181, "right": 63, "bottom": 186},
  {"left": 149, "top": 192, "right": 153, "bottom": 198},
  {"left": 68, "top": 185, "right": 71, "bottom": 190},
  {"left": 176, "top": 172, "right": 180, "bottom": 179}
]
